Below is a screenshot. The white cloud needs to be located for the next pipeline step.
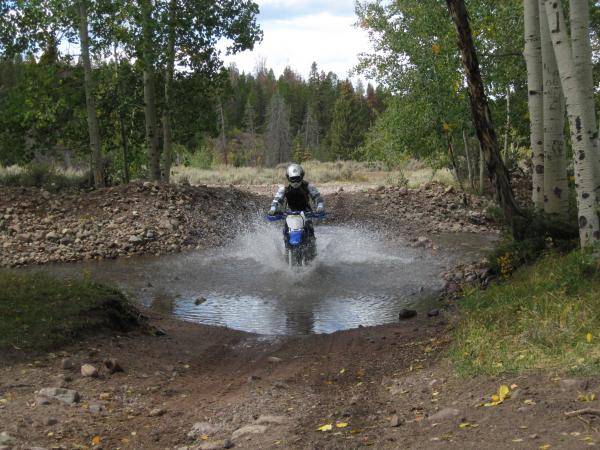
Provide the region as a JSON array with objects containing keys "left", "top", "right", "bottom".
[{"left": 221, "top": 9, "right": 372, "bottom": 81}]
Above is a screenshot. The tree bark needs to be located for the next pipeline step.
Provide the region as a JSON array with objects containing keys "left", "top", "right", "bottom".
[
  {"left": 140, "top": 0, "right": 161, "bottom": 181},
  {"left": 217, "top": 98, "right": 228, "bottom": 165},
  {"left": 113, "top": 47, "right": 130, "bottom": 184},
  {"left": 463, "top": 129, "right": 474, "bottom": 189},
  {"left": 77, "top": 0, "right": 104, "bottom": 188},
  {"left": 524, "top": 0, "right": 545, "bottom": 209},
  {"left": 503, "top": 86, "right": 511, "bottom": 163},
  {"left": 540, "top": 0, "right": 568, "bottom": 216},
  {"left": 544, "top": 0, "right": 600, "bottom": 246},
  {"left": 162, "top": 0, "right": 176, "bottom": 183},
  {"left": 479, "top": 141, "right": 485, "bottom": 194},
  {"left": 446, "top": 0, "right": 523, "bottom": 235}
]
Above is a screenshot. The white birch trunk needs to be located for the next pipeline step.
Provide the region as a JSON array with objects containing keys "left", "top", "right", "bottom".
[
  {"left": 524, "top": 0, "right": 545, "bottom": 209},
  {"left": 569, "top": 0, "right": 600, "bottom": 184},
  {"left": 544, "top": 0, "right": 600, "bottom": 246},
  {"left": 78, "top": 0, "right": 104, "bottom": 188},
  {"left": 540, "top": 0, "right": 568, "bottom": 216}
]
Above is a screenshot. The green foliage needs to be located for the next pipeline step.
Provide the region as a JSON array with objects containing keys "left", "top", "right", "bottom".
[
  {"left": 0, "top": 271, "right": 140, "bottom": 352},
  {"left": 451, "top": 250, "right": 600, "bottom": 376},
  {"left": 356, "top": 0, "right": 528, "bottom": 167}
]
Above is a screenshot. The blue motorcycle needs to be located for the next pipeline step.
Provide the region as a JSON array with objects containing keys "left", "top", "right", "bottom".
[{"left": 267, "top": 211, "right": 325, "bottom": 267}]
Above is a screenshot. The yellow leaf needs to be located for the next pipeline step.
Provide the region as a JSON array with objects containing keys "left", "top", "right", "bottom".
[
  {"left": 442, "top": 122, "right": 451, "bottom": 132},
  {"left": 200, "top": 434, "right": 209, "bottom": 440},
  {"left": 432, "top": 43, "right": 441, "bottom": 55},
  {"left": 586, "top": 333, "right": 593, "bottom": 343},
  {"left": 336, "top": 422, "right": 349, "bottom": 428},
  {"left": 577, "top": 393, "right": 597, "bottom": 402},
  {"left": 483, "top": 384, "right": 511, "bottom": 407},
  {"left": 339, "top": 368, "right": 346, "bottom": 374},
  {"left": 459, "top": 422, "right": 479, "bottom": 429},
  {"left": 92, "top": 436, "right": 101, "bottom": 445},
  {"left": 539, "top": 445, "right": 551, "bottom": 450},
  {"left": 523, "top": 399, "right": 536, "bottom": 405},
  {"left": 317, "top": 424, "right": 333, "bottom": 432}
]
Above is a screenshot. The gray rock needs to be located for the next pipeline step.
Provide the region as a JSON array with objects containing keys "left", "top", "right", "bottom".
[
  {"left": 104, "top": 358, "right": 123, "bottom": 374},
  {"left": 427, "top": 309, "right": 440, "bottom": 317},
  {"left": 45, "top": 231, "right": 59, "bottom": 241},
  {"left": 128, "top": 235, "right": 144, "bottom": 245},
  {"left": 88, "top": 403, "right": 103, "bottom": 414},
  {"left": 390, "top": 415, "right": 403, "bottom": 427},
  {"left": 0, "top": 432, "right": 14, "bottom": 446},
  {"left": 255, "top": 415, "right": 288, "bottom": 425},
  {"left": 198, "top": 442, "right": 228, "bottom": 450},
  {"left": 37, "top": 387, "right": 79, "bottom": 404},
  {"left": 81, "top": 364, "right": 98, "bottom": 378},
  {"left": 60, "top": 358, "right": 74, "bottom": 370},
  {"left": 428, "top": 407, "right": 460, "bottom": 422},
  {"left": 43, "top": 417, "right": 58, "bottom": 426},
  {"left": 188, "top": 422, "right": 219, "bottom": 439},
  {"left": 195, "top": 297, "right": 207, "bottom": 306},
  {"left": 398, "top": 309, "right": 417, "bottom": 320},
  {"left": 149, "top": 407, "right": 166, "bottom": 417},
  {"left": 231, "top": 424, "right": 267, "bottom": 440}
]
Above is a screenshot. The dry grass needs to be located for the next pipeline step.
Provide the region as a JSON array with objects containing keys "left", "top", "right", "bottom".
[{"left": 172, "top": 160, "right": 455, "bottom": 188}]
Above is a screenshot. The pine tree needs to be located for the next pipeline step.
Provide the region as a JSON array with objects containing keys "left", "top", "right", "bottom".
[
  {"left": 329, "top": 81, "right": 369, "bottom": 160},
  {"left": 266, "top": 92, "right": 291, "bottom": 166}
]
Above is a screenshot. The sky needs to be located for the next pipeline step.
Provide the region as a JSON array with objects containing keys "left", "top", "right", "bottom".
[{"left": 220, "top": 0, "right": 373, "bottom": 80}]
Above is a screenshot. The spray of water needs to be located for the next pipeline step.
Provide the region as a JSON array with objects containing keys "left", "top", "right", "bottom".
[{"left": 219, "top": 215, "right": 414, "bottom": 275}]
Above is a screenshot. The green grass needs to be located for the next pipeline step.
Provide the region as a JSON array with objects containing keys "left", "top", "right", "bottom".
[
  {"left": 451, "top": 250, "right": 600, "bottom": 376},
  {"left": 0, "top": 271, "right": 141, "bottom": 353}
]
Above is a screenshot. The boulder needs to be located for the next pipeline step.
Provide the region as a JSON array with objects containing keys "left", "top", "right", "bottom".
[
  {"left": 187, "top": 422, "right": 219, "bottom": 439},
  {"left": 255, "top": 415, "right": 288, "bottom": 425},
  {"left": 428, "top": 407, "right": 460, "bottom": 422},
  {"left": 81, "top": 364, "right": 98, "bottom": 378},
  {"left": 231, "top": 424, "right": 267, "bottom": 440},
  {"left": 37, "top": 387, "right": 79, "bottom": 404},
  {"left": 398, "top": 309, "right": 417, "bottom": 320}
]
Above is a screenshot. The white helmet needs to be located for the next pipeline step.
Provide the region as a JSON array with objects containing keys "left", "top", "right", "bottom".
[{"left": 286, "top": 164, "right": 304, "bottom": 188}]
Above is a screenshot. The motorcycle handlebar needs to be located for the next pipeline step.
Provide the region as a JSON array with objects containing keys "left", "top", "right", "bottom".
[{"left": 266, "top": 211, "right": 326, "bottom": 221}]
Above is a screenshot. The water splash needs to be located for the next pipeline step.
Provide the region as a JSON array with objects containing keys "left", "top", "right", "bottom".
[{"left": 36, "top": 219, "right": 495, "bottom": 335}]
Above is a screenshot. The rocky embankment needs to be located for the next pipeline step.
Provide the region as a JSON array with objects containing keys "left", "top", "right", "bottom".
[
  {"left": 328, "top": 182, "right": 498, "bottom": 238},
  {"left": 0, "top": 182, "right": 262, "bottom": 267}
]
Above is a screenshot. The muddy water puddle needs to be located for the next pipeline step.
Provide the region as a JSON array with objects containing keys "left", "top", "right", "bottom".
[{"left": 38, "top": 223, "right": 497, "bottom": 335}]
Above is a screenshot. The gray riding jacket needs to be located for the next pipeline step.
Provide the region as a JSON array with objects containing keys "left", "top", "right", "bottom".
[{"left": 270, "top": 181, "right": 324, "bottom": 213}]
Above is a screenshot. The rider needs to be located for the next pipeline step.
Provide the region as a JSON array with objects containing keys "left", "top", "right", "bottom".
[{"left": 268, "top": 164, "right": 325, "bottom": 239}]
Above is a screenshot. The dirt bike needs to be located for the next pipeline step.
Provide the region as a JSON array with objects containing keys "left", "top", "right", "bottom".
[{"left": 267, "top": 210, "right": 325, "bottom": 267}]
